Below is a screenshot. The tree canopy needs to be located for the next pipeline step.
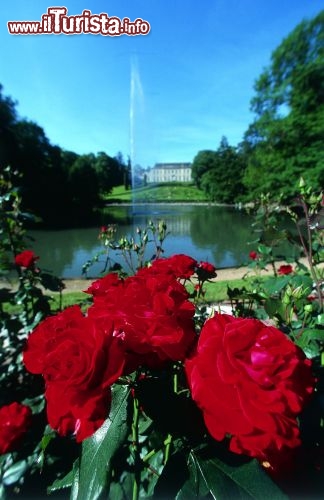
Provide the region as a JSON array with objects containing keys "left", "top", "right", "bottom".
[
  {"left": 0, "top": 84, "right": 128, "bottom": 226},
  {"left": 192, "top": 137, "right": 246, "bottom": 203},
  {"left": 242, "top": 10, "right": 324, "bottom": 200}
]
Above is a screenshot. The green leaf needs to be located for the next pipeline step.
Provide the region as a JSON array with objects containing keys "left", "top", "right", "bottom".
[
  {"left": 264, "top": 299, "right": 285, "bottom": 319},
  {"left": 154, "top": 450, "right": 193, "bottom": 499},
  {"left": 48, "top": 459, "right": 79, "bottom": 494},
  {"left": 291, "top": 274, "right": 313, "bottom": 286},
  {"left": 70, "top": 459, "right": 80, "bottom": 500},
  {"left": 189, "top": 449, "right": 288, "bottom": 500},
  {"left": 301, "top": 341, "right": 320, "bottom": 359},
  {"left": 3, "top": 459, "right": 29, "bottom": 486},
  {"left": 301, "top": 328, "right": 324, "bottom": 342},
  {"left": 72, "top": 384, "right": 131, "bottom": 500},
  {"left": 175, "top": 452, "right": 210, "bottom": 500},
  {"left": 262, "top": 276, "right": 290, "bottom": 295},
  {"left": 257, "top": 244, "right": 272, "bottom": 255},
  {"left": 108, "top": 475, "right": 134, "bottom": 500},
  {"left": 40, "top": 272, "right": 65, "bottom": 292},
  {"left": 317, "top": 314, "right": 324, "bottom": 326},
  {"left": 22, "top": 394, "right": 46, "bottom": 414}
]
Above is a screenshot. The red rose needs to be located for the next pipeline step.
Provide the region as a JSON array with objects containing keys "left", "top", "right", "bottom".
[
  {"left": 87, "top": 265, "right": 196, "bottom": 371},
  {"left": 196, "top": 261, "right": 217, "bottom": 280},
  {"left": 85, "top": 272, "right": 120, "bottom": 297},
  {"left": 149, "top": 254, "right": 197, "bottom": 279},
  {"left": 23, "top": 306, "right": 125, "bottom": 442},
  {"left": 278, "top": 264, "right": 293, "bottom": 275},
  {"left": 14, "top": 250, "right": 39, "bottom": 269},
  {"left": 0, "top": 402, "right": 32, "bottom": 454},
  {"left": 185, "top": 314, "right": 315, "bottom": 462},
  {"left": 249, "top": 251, "right": 258, "bottom": 260},
  {"left": 198, "top": 262, "right": 216, "bottom": 274}
]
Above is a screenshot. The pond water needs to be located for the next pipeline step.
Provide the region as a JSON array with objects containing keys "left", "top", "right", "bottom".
[{"left": 27, "top": 204, "right": 258, "bottom": 278}]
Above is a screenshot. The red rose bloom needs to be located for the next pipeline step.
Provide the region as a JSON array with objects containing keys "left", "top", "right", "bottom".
[
  {"left": 185, "top": 314, "right": 315, "bottom": 462},
  {"left": 198, "top": 262, "right": 216, "bottom": 274},
  {"left": 85, "top": 272, "right": 120, "bottom": 297},
  {"left": 196, "top": 261, "right": 217, "bottom": 280},
  {"left": 14, "top": 250, "right": 39, "bottom": 269},
  {"left": 87, "top": 264, "right": 196, "bottom": 371},
  {"left": 23, "top": 306, "right": 125, "bottom": 442},
  {"left": 0, "top": 402, "right": 32, "bottom": 454},
  {"left": 278, "top": 264, "right": 293, "bottom": 275},
  {"left": 249, "top": 251, "right": 258, "bottom": 260},
  {"left": 149, "top": 254, "right": 197, "bottom": 279}
]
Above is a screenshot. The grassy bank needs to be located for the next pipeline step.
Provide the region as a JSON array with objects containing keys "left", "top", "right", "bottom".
[{"left": 104, "top": 183, "right": 209, "bottom": 203}]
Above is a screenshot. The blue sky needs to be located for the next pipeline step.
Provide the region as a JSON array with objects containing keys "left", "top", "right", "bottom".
[{"left": 1, "top": 1, "right": 323, "bottom": 168}]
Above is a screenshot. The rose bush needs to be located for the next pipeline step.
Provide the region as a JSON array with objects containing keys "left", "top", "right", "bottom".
[
  {"left": 2, "top": 246, "right": 322, "bottom": 499},
  {"left": 1, "top": 176, "right": 322, "bottom": 499},
  {"left": 21, "top": 256, "right": 316, "bottom": 483},
  {"left": 0, "top": 402, "right": 32, "bottom": 455},
  {"left": 185, "top": 313, "right": 315, "bottom": 465}
]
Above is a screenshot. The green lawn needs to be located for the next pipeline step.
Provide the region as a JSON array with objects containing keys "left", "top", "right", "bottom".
[{"left": 104, "top": 183, "right": 209, "bottom": 203}]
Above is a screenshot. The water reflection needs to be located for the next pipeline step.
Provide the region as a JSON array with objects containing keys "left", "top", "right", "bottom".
[
  {"left": 28, "top": 205, "right": 255, "bottom": 278},
  {"left": 189, "top": 206, "right": 253, "bottom": 265}
]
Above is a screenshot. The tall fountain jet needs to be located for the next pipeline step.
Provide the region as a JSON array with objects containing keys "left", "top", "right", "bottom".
[{"left": 129, "top": 54, "right": 145, "bottom": 206}]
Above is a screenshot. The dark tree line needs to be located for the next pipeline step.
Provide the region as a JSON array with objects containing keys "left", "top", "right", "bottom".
[
  {"left": 192, "top": 11, "right": 323, "bottom": 203},
  {"left": 0, "top": 86, "right": 129, "bottom": 227}
]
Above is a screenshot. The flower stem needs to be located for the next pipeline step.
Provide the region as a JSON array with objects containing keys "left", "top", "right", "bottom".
[
  {"left": 164, "top": 433, "right": 172, "bottom": 465},
  {"left": 132, "top": 392, "right": 141, "bottom": 500}
]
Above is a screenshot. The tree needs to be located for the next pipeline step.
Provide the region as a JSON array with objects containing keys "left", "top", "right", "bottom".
[
  {"left": 0, "top": 84, "right": 18, "bottom": 168},
  {"left": 94, "top": 152, "right": 124, "bottom": 194},
  {"left": 12, "top": 120, "right": 69, "bottom": 223},
  {"left": 243, "top": 11, "right": 324, "bottom": 200},
  {"left": 193, "top": 138, "right": 246, "bottom": 203},
  {"left": 68, "top": 154, "right": 99, "bottom": 212},
  {"left": 191, "top": 150, "right": 217, "bottom": 188}
]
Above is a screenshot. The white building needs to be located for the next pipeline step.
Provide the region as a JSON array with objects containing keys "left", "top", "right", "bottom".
[{"left": 146, "top": 163, "right": 192, "bottom": 183}]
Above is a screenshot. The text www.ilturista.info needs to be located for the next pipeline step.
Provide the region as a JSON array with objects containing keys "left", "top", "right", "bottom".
[{"left": 7, "top": 7, "right": 151, "bottom": 36}]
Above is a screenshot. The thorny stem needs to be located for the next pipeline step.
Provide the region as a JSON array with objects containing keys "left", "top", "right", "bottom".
[
  {"left": 7, "top": 222, "right": 33, "bottom": 322},
  {"left": 122, "top": 248, "right": 135, "bottom": 274},
  {"left": 295, "top": 197, "right": 323, "bottom": 312},
  {"left": 173, "top": 371, "right": 178, "bottom": 394},
  {"left": 132, "top": 393, "right": 141, "bottom": 500},
  {"left": 163, "top": 434, "right": 172, "bottom": 465},
  {"left": 142, "top": 435, "right": 174, "bottom": 465},
  {"left": 270, "top": 259, "right": 277, "bottom": 277}
]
